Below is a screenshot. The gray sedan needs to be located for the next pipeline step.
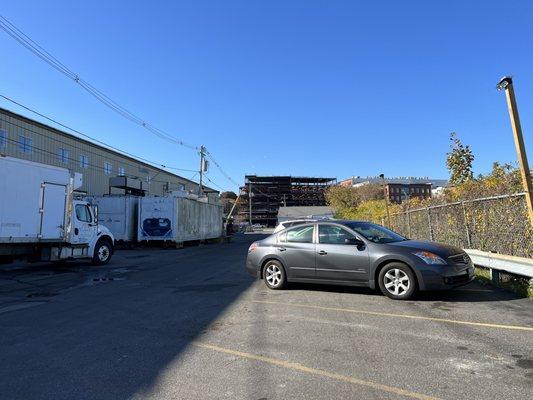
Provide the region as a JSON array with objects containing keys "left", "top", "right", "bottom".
[{"left": 245, "top": 220, "right": 474, "bottom": 300}]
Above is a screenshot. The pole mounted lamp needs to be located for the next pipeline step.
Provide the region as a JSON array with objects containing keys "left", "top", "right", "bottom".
[{"left": 496, "top": 76, "right": 533, "bottom": 225}]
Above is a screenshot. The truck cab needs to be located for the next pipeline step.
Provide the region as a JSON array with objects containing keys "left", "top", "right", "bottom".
[{"left": 70, "top": 200, "right": 115, "bottom": 265}]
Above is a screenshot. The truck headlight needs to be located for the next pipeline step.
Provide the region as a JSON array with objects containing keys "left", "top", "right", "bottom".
[{"left": 413, "top": 251, "right": 447, "bottom": 265}]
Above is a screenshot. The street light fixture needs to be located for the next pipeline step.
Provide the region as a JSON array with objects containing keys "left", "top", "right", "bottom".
[{"left": 496, "top": 76, "right": 533, "bottom": 225}]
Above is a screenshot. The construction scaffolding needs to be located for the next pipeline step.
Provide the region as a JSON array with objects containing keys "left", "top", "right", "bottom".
[{"left": 238, "top": 175, "right": 336, "bottom": 227}]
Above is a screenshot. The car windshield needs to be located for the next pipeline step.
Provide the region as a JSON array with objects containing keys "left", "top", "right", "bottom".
[{"left": 343, "top": 222, "right": 406, "bottom": 244}]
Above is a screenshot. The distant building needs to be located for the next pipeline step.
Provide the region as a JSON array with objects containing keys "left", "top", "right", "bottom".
[
  {"left": 339, "top": 176, "right": 448, "bottom": 204},
  {"left": 277, "top": 206, "right": 334, "bottom": 223},
  {"left": 238, "top": 175, "right": 336, "bottom": 227}
]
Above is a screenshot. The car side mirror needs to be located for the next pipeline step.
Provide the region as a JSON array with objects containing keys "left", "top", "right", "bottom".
[{"left": 345, "top": 237, "right": 364, "bottom": 246}]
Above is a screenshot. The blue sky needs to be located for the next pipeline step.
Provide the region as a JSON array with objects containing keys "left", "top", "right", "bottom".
[{"left": 1, "top": 1, "right": 532, "bottom": 191}]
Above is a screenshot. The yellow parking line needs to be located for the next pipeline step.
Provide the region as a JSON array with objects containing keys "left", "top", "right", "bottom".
[
  {"left": 252, "top": 300, "right": 533, "bottom": 332},
  {"left": 194, "top": 342, "right": 440, "bottom": 400}
]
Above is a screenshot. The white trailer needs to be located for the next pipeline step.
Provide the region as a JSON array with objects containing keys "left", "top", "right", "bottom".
[
  {"left": 85, "top": 195, "right": 138, "bottom": 242},
  {"left": 0, "top": 156, "right": 114, "bottom": 265},
  {"left": 138, "top": 194, "right": 223, "bottom": 243}
]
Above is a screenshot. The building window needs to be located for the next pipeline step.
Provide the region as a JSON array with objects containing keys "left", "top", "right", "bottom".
[
  {"left": 118, "top": 166, "right": 125, "bottom": 176},
  {"left": 58, "top": 148, "right": 70, "bottom": 164},
  {"left": 80, "top": 154, "right": 89, "bottom": 169},
  {"left": 0, "top": 129, "right": 7, "bottom": 149},
  {"left": 18, "top": 135, "right": 32, "bottom": 154},
  {"left": 104, "top": 162, "right": 113, "bottom": 175}
]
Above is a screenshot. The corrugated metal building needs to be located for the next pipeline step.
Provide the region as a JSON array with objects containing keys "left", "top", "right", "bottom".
[{"left": 0, "top": 107, "right": 217, "bottom": 197}]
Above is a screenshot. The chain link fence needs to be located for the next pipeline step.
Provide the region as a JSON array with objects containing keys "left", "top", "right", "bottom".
[{"left": 386, "top": 193, "right": 533, "bottom": 258}]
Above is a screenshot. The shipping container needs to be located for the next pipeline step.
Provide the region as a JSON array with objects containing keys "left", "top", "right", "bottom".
[
  {"left": 86, "top": 195, "right": 138, "bottom": 242},
  {"left": 138, "top": 195, "right": 223, "bottom": 243}
]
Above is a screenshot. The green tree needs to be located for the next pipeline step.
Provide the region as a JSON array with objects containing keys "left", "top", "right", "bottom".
[{"left": 446, "top": 132, "right": 474, "bottom": 185}]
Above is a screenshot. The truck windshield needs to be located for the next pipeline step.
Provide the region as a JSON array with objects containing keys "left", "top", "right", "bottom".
[{"left": 343, "top": 222, "right": 406, "bottom": 244}]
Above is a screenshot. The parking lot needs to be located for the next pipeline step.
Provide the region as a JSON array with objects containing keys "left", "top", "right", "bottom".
[{"left": 1, "top": 234, "right": 532, "bottom": 400}]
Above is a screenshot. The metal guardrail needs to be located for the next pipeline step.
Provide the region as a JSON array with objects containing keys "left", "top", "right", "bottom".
[{"left": 465, "top": 249, "right": 533, "bottom": 280}]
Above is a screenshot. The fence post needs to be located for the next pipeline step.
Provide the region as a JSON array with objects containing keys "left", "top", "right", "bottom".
[
  {"left": 406, "top": 209, "right": 412, "bottom": 238},
  {"left": 427, "top": 207, "right": 434, "bottom": 241},
  {"left": 461, "top": 201, "right": 472, "bottom": 248}
]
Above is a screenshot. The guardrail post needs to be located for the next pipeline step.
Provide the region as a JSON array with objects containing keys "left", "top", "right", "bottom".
[
  {"left": 427, "top": 207, "right": 434, "bottom": 241},
  {"left": 461, "top": 201, "right": 472, "bottom": 247},
  {"left": 490, "top": 268, "right": 500, "bottom": 285}
]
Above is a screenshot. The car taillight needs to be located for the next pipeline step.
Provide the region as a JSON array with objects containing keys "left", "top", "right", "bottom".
[{"left": 248, "top": 242, "right": 258, "bottom": 253}]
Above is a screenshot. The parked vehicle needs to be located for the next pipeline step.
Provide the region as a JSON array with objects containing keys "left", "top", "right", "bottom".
[
  {"left": 0, "top": 156, "right": 114, "bottom": 265},
  {"left": 246, "top": 220, "right": 474, "bottom": 300}
]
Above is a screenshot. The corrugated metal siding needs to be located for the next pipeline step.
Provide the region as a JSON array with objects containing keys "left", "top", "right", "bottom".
[{"left": 0, "top": 109, "right": 206, "bottom": 196}]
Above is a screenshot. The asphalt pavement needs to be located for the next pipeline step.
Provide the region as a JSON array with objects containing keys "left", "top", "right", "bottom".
[{"left": 1, "top": 234, "right": 532, "bottom": 400}]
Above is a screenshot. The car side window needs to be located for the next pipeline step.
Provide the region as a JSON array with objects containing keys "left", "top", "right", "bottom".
[
  {"left": 75, "top": 204, "right": 92, "bottom": 223},
  {"left": 278, "top": 231, "right": 287, "bottom": 243},
  {"left": 319, "top": 224, "right": 355, "bottom": 244},
  {"left": 286, "top": 225, "right": 314, "bottom": 243}
]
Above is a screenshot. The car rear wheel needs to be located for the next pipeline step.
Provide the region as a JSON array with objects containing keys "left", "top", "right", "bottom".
[
  {"left": 378, "top": 263, "right": 417, "bottom": 300},
  {"left": 263, "top": 260, "right": 286, "bottom": 290}
]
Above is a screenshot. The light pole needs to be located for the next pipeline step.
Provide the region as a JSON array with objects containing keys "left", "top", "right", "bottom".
[
  {"left": 497, "top": 76, "right": 533, "bottom": 225},
  {"left": 380, "top": 173, "right": 391, "bottom": 227}
]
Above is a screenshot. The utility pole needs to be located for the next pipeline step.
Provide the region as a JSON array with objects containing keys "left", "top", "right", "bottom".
[
  {"left": 198, "top": 145, "right": 206, "bottom": 196},
  {"left": 248, "top": 181, "right": 253, "bottom": 230},
  {"left": 380, "top": 173, "right": 391, "bottom": 227},
  {"left": 497, "top": 76, "right": 533, "bottom": 225}
]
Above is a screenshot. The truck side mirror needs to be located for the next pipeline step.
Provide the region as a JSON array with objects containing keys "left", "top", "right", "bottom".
[{"left": 92, "top": 205, "right": 99, "bottom": 224}]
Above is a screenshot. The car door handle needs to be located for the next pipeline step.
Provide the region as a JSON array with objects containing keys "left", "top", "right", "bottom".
[
  {"left": 278, "top": 247, "right": 286, "bottom": 252},
  {"left": 318, "top": 250, "right": 327, "bottom": 256}
]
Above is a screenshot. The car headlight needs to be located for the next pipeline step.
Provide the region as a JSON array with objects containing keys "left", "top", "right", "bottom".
[{"left": 413, "top": 251, "right": 447, "bottom": 265}]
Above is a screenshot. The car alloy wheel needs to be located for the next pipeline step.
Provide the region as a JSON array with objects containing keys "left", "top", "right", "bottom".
[
  {"left": 266, "top": 264, "right": 282, "bottom": 287},
  {"left": 263, "top": 260, "right": 286, "bottom": 290},
  {"left": 383, "top": 268, "right": 410, "bottom": 296}
]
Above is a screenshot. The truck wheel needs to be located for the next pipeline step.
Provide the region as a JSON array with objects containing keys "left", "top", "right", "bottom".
[{"left": 92, "top": 239, "right": 113, "bottom": 265}]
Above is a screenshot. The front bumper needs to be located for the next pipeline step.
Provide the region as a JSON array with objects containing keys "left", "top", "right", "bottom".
[{"left": 417, "top": 263, "right": 475, "bottom": 291}]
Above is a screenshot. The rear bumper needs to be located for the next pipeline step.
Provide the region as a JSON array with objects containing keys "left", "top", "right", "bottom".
[{"left": 245, "top": 257, "right": 261, "bottom": 278}]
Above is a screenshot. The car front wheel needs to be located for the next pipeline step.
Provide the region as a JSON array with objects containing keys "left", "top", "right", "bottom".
[
  {"left": 378, "top": 263, "right": 417, "bottom": 300},
  {"left": 263, "top": 260, "right": 286, "bottom": 290}
]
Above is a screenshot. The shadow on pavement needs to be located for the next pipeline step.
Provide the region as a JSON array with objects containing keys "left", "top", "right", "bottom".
[
  {"left": 0, "top": 234, "right": 265, "bottom": 400},
  {"left": 285, "top": 281, "right": 525, "bottom": 303}
]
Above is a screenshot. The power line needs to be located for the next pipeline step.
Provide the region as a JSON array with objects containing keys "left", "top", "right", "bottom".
[
  {"left": 205, "top": 150, "right": 240, "bottom": 187},
  {"left": 0, "top": 116, "right": 229, "bottom": 192},
  {"left": 0, "top": 14, "right": 240, "bottom": 190},
  {"left": 0, "top": 115, "right": 197, "bottom": 178},
  {"left": 0, "top": 94, "right": 196, "bottom": 172},
  {"left": 0, "top": 14, "right": 197, "bottom": 150}
]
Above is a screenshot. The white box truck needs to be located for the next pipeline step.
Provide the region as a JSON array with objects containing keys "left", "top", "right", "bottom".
[{"left": 0, "top": 156, "right": 114, "bottom": 265}]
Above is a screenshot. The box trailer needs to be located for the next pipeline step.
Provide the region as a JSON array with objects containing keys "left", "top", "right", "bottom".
[
  {"left": 85, "top": 195, "right": 138, "bottom": 242},
  {"left": 0, "top": 156, "right": 114, "bottom": 265},
  {"left": 138, "top": 195, "right": 223, "bottom": 243}
]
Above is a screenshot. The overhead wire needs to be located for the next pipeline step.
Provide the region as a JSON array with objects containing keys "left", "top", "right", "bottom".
[{"left": 0, "top": 14, "right": 239, "bottom": 190}]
